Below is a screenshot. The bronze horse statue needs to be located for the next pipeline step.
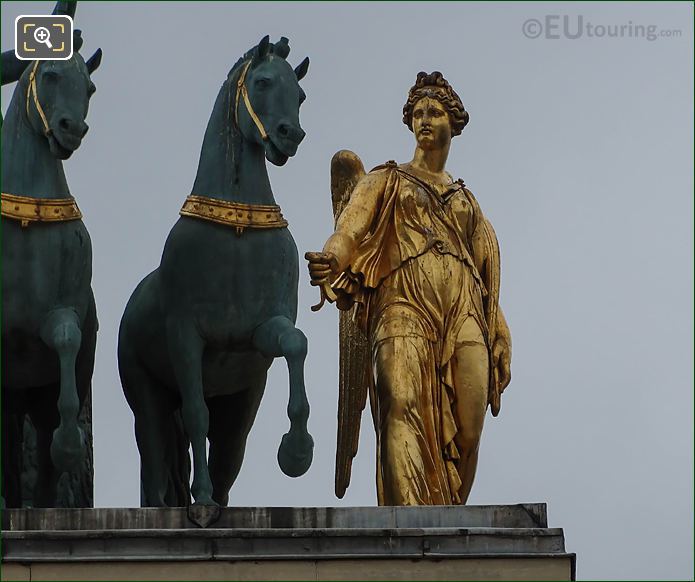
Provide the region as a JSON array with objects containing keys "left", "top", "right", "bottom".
[
  {"left": 1, "top": 20, "right": 102, "bottom": 507},
  {"left": 118, "top": 36, "right": 313, "bottom": 507}
]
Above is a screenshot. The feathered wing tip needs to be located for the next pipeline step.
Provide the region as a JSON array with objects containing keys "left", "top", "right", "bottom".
[
  {"left": 330, "top": 149, "right": 371, "bottom": 498},
  {"left": 335, "top": 309, "right": 370, "bottom": 498},
  {"left": 479, "top": 217, "right": 502, "bottom": 416},
  {"left": 330, "top": 150, "right": 366, "bottom": 223}
]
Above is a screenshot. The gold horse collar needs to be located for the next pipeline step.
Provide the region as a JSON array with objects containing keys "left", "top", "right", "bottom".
[
  {"left": 180, "top": 195, "right": 288, "bottom": 233},
  {"left": 1, "top": 192, "right": 82, "bottom": 227}
]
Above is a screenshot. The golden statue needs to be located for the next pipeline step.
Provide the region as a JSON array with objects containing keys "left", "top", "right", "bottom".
[{"left": 306, "top": 72, "right": 512, "bottom": 505}]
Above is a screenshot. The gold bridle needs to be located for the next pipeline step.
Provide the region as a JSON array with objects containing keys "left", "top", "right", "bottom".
[
  {"left": 26, "top": 61, "right": 52, "bottom": 137},
  {"left": 234, "top": 60, "right": 269, "bottom": 142}
]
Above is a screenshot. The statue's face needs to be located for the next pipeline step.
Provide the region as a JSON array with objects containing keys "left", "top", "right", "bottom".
[{"left": 412, "top": 97, "right": 451, "bottom": 151}]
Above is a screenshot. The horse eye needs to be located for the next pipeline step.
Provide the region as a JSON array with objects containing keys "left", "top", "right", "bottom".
[
  {"left": 88, "top": 83, "right": 96, "bottom": 95},
  {"left": 42, "top": 70, "right": 59, "bottom": 82},
  {"left": 255, "top": 78, "right": 271, "bottom": 89}
]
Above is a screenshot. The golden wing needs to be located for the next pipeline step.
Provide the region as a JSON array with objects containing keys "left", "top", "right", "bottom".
[
  {"left": 331, "top": 150, "right": 370, "bottom": 499},
  {"left": 478, "top": 216, "right": 503, "bottom": 416}
]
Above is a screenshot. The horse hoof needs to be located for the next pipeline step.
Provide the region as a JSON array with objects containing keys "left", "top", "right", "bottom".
[
  {"left": 50, "top": 426, "right": 85, "bottom": 473},
  {"left": 188, "top": 502, "right": 221, "bottom": 528},
  {"left": 277, "top": 430, "right": 314, "bottom": 477}
]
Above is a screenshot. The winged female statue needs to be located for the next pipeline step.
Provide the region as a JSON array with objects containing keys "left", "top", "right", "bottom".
[{"left": 306, "top": 72, "right": 512, "bottom": 505}]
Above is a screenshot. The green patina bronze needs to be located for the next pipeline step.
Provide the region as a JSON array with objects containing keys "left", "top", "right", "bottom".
[
  {"left": 1, "top": 1, "right": 102, "bottom": 508},
  {"left": 118, "top": 35, "right": 313, "bottom": 507}
]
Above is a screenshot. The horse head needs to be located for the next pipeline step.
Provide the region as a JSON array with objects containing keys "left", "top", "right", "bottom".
[
  {"left": 231, "top": 35, "right": 309, "bottom": 167},
  {"left": 21, "top": 46, "right": 102, "bottom": 160}
]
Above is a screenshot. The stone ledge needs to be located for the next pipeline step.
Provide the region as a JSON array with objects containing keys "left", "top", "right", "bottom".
[
  {"left": 1, "top": 503, "right": 548, "bottom": 530},
  {"left": 0, "top": 505, "right": 575, "bottom": 581},
  {"left": 2, "top": 527, "right": 567, "bottom": 562},
  {"left": 1, "top": 556, "right": 576, "bottom": 582}
]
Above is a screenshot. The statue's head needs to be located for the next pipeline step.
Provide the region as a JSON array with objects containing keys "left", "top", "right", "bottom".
[
  {"left": 231, "top": 36, "right": 309, "bottom": 167},
  {"left": 402, "top": 72, "right": 469, "bottom": 149},
  {"left": 22, "top": 42, "right": 102, "bottom": 160}
]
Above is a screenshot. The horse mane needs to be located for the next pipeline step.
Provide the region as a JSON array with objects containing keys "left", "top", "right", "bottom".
[{"left": 227, "top": 36, "right": 292, "bottom": 82}]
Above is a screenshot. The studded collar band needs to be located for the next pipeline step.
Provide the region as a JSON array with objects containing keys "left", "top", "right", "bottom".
[
  {"left": 180, "top": 194, "right": 287, "bottom": 235},
  {"left": 1, "top": 192, "right": 82, "bottom": 227}
]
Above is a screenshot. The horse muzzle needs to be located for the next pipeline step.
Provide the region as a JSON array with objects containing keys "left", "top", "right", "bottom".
[
  {"left": 48, "top": 119, "right": 89, "bottom": 159},
  {"left": 270, "top": 122, "right": 305, "bottom": 156}
]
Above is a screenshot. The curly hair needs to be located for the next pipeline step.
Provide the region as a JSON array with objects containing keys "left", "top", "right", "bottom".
[{"left": 402, "top": 71, "right": 469, "bottom": 137}]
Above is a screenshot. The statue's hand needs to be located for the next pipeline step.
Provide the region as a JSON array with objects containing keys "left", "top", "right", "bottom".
[
  {"left": 492, "top": 337, "right": 511, "bottom": 392},
  {"left": 305, "top": 251, "right": 340, "bottom": 311},
  {"left": 305, "top": 251, "right": 339, "bottom": 287}
]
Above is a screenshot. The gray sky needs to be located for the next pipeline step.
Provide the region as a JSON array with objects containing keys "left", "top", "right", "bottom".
[{"left": 2, "top": 2, "right": 693, "bottom": 579}]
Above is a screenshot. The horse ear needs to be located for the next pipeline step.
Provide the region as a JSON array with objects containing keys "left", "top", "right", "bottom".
[
  {"left": 294, "top": 57, "right": 309, "bottom": 81},
  {"left": 275, "top": 36, "right": 290, "bottom": 59},
  {"left": 253, "top": 35, "right": 271, "bottom": 66},
  {"left": 73, "top": 29, "right": 83, "bottom": 52},
  {"left": 86, "top": 48, "right": 102, "bottom": 74}
]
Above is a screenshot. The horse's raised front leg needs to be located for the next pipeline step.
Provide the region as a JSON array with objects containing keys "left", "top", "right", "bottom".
[
  {"left": 40, "top": 309, "right": 85, "bottom": 474},
  {"left": 252, "top": 316, "right": 314, "bottom": 477},
  {"left": 165, "top": 318, "right": 216, "bottom": 506}
]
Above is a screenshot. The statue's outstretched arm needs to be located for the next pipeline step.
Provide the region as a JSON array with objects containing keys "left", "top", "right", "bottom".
[
  {"left": 323, "top": 170, "right": 387, "bottom": 271},
  {"left": 308, "top": 169, "right": 388, "bottom": 293}
]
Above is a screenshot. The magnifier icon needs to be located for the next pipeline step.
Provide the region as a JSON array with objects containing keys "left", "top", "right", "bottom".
[{"left": 33, "top": 26, "right": 53, "bottom": 49}]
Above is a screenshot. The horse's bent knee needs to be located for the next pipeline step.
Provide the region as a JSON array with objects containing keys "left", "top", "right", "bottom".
[
  {"left": 279, "top": 328, "right": 307, "bottom": 359},
  {"left": 52, "top": 324, "right": 81, "bottom": 355},
  {"left": 41, "top": 310, "right": 82, "bottom": 356},
  {"left": 253, "top": 316, "right": 306, "bottom": 359}
]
